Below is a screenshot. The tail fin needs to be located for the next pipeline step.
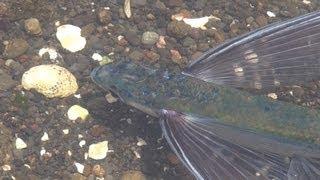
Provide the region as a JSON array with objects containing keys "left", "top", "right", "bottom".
[
  {"left": 184, "top": 11, "right": 320, "bottom": 90},
  {"left": 160, "top": 109, "right": 320, "bottom": 180}
]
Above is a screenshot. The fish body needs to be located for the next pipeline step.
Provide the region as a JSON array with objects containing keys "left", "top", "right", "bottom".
[{"left": 91, "top": 11, "right": 320, "bottom": 180}]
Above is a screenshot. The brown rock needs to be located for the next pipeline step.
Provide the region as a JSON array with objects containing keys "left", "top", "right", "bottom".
[
  {"left": 4, "top": 39, "right": 29, "bottom": 59},
  {"left": 255, "top": 15, "right": 268, "bottom": 27},
  {"left": 144, "top": 51, "right": 160, "bottom": 62},
  {"left": 24, "top": 18, "right": 42, "bottom": 35},
  {"left": 167, "top": 21, "right": 191, "bottom": 38},
  {"left": 0, "top": 2, "right": 8, "bottom": 16},
  {"left": 98, "top": 9, "right": 112, "bottom": 24},
  {"left": 170, "top": 49, "right": 182, "bottom": 64},
  {"left": 92, "top": 164, "right": 106, "bottom": 177}
]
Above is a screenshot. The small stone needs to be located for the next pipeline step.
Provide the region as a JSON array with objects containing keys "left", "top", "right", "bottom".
[
  {"left": 167, "top": 21, "right": 191, "bottom": 38},
  {"left": 170, "top": 49, "right": 182, "bottom": 64},
  {"left": 105, "top": 93, "right": 118, "bottom": 103},
  {"left": 41, "top": 132, "right": 49, "bottom": 141},
  {"left": 3, "top": 38, "right": 29, "bottom": 59},
  {"left": 229, "top": 20, "right": 239, "bottom": 34},
  {"left": 90, "top": 125, "right": 106, "bottom": 137},
  {"left": 141, "top": 31, "right": 159, "bottom": 45},
  {"left": 120, "top": 170, "right": 146, "bottom": 180},
  {"left": 207, "top": 28, "right": 224, "bottom": 43},
  {"left": 63, "top": 129, "right": 69, "bottom": 135},
  {"left": 0, "top": 70, "right": 17, "bottom": 91},
  {"left": 56, "top": 24, "right": 86, "bottom": 53},
  {"left": 92, "top": 53, "right": 103, "bottom": 61},
  {"left": 21, "top": 65, "right": 78, "bottom": 98},
  {"left": 129, "top": 50, "right": 144, "bottom": 61},
  {"left": 144, "top": 51, "right": 160, "bottom": 62},
  {"left": 0, "top": 2, "right": 8, "bottom": 16},
  {"left": 67, "top": 105, "right": 89, "bottom": 121},
  {"left": 16, "top": 138, "right": 27, "bottom": 149},
  {"left": 125, "top": 30, "right": 141, "bottom": 46},
  {"left": 182, "top": 37, "right": 196, "bottom": 47},
  {"left": 38, "top": 48, "right": 59, "bottom": 60},
  {"left": 92, "top": 164, "right": 106, "bottom": 177},
  {"left": 74, "top": 162, "right": 85, "bottom": 174},
  {"left": 98, "top": 9, "right": 112, "bottom": 24},
  {"left": 88, "top": 141, "right": 109, "bottom": 160},
  {"left": 255, "top": 15, "right": 268, "bottom": 27},
  {"left": 79, "top": 140, "right": 86, "bottom": 147},
  {"left": 2, "top": 164, "right": 11, "bottom": 171},
  {"left": 267, "top": 93, "right": 277, "bottom": 100},
  {"left": 136, "top": 137, "right": 147, "bottom": 146},
  {"left": 267, "top": 11, "right": 276, "bottom": 18},
  {"left": 146, "top": 13, "right": 156, "bottom": 20},
  {"left": 156, "top": 35, "right": 166, "bottom": 48},
  {"left": 171, "top": 9, "right": 192, "bottom": 21},
  {"left": 24, "top": 18, "right": 42, "bottom": 35}
]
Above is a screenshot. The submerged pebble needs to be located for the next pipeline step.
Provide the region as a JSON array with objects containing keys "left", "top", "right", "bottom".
[
  {"left": 88, "top": 141, "right": 109, "bottom": 160},
  {"left": 3, "top": 38, "right": 29, "bottom": 58},
  {"left": 56, "top": 24, "right": 86, "bottom": 52},
  {"left": 67, "top": 105, "right": 89, "bottom": 121},
  {"left": 24, "top": 18, "right": 42, "bottom": 35},
  {"left": 15, "top": 137, "right": 27, "bottom": 149},
  {"left": 21, "top": 65, "right": 78, "bottom": 98},
  {"left": 141, "top": 31, "right": 159, "bottom": 45}
]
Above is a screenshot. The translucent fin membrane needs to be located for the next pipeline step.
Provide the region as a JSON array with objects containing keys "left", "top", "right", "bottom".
[
  {"left": 160, "top": 109, "right": 320, "bottom": 180},
  {"left": 184, "top": 11, "right": 320, "bottom": 90}
]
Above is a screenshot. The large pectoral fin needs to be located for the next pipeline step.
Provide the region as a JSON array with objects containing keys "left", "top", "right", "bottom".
[
  {"left": 184, "top": 11, "right": 320, "bottom": 90},
  {"left": 160, "top": 109, "right": 320, "bottom": 180}
]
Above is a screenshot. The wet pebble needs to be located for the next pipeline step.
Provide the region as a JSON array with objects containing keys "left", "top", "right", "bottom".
[
  {"left": 67, "top": 105, "right": 89, "bottom": 121},
  {"left": 170, "top": 49, "right": 182, "bottom": 64},
  {"left": 15, "top": 137, "right": 27, "bottom": 150},
  {"left": 24, "top": 18, "right": 42, "bottom": 35},
  {"left": 125, "top": 30, "right": 141, "bottom": 46},
  {"left": 3, "top": 38, "right": 29, "bottom": 59},
  {"left": 21, "top": 65, "right": 78, "bottom": 98},
  {"left": 0, "top": 2, "right": 8, "bottom": 16},
  {"left": 88, "top": 141, "right": 109, "bottom": 160},
  {"left": 98, "top": 9, "right": 112, "bottom": 24},
  {"left": 129, "top": 50, "right": 144, "bottom": 61},
  {"left": 144, "top": 50, "right": 160, "bottom": 62},
  {"left": 141, "top": 31, "right": 159, "bottom": 45},
  {"left": 255, "top": 15, "right": 268, "bottom": 27},
  {"left": 167, "top": 21, "right": 191, "bottom": 38},
  {"left": 92, "top": 164, "right": 106, "bottom": 178}
]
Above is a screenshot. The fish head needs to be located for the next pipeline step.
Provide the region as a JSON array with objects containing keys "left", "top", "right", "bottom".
[{"left": 91, "top": 60, "right": 159, "bottom": 116}]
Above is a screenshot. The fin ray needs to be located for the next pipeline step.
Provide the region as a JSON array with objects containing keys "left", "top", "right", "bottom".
[
  {"left": 160, "top": 109, "right": 320, "bottom": 179},
  {"left": 184, "top": 11, "right": 320, "bottom": 89}
]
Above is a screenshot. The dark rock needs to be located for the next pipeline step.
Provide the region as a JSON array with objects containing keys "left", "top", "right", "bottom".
[
  {"left": 167, "top": 21, "right": 191, "bottom": 38},
  {"left": 125, "top": 30, "right": 141, "bottom": 46},
  {"left": 129, "top": 50, "right": 144, "bottom": 61}
]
